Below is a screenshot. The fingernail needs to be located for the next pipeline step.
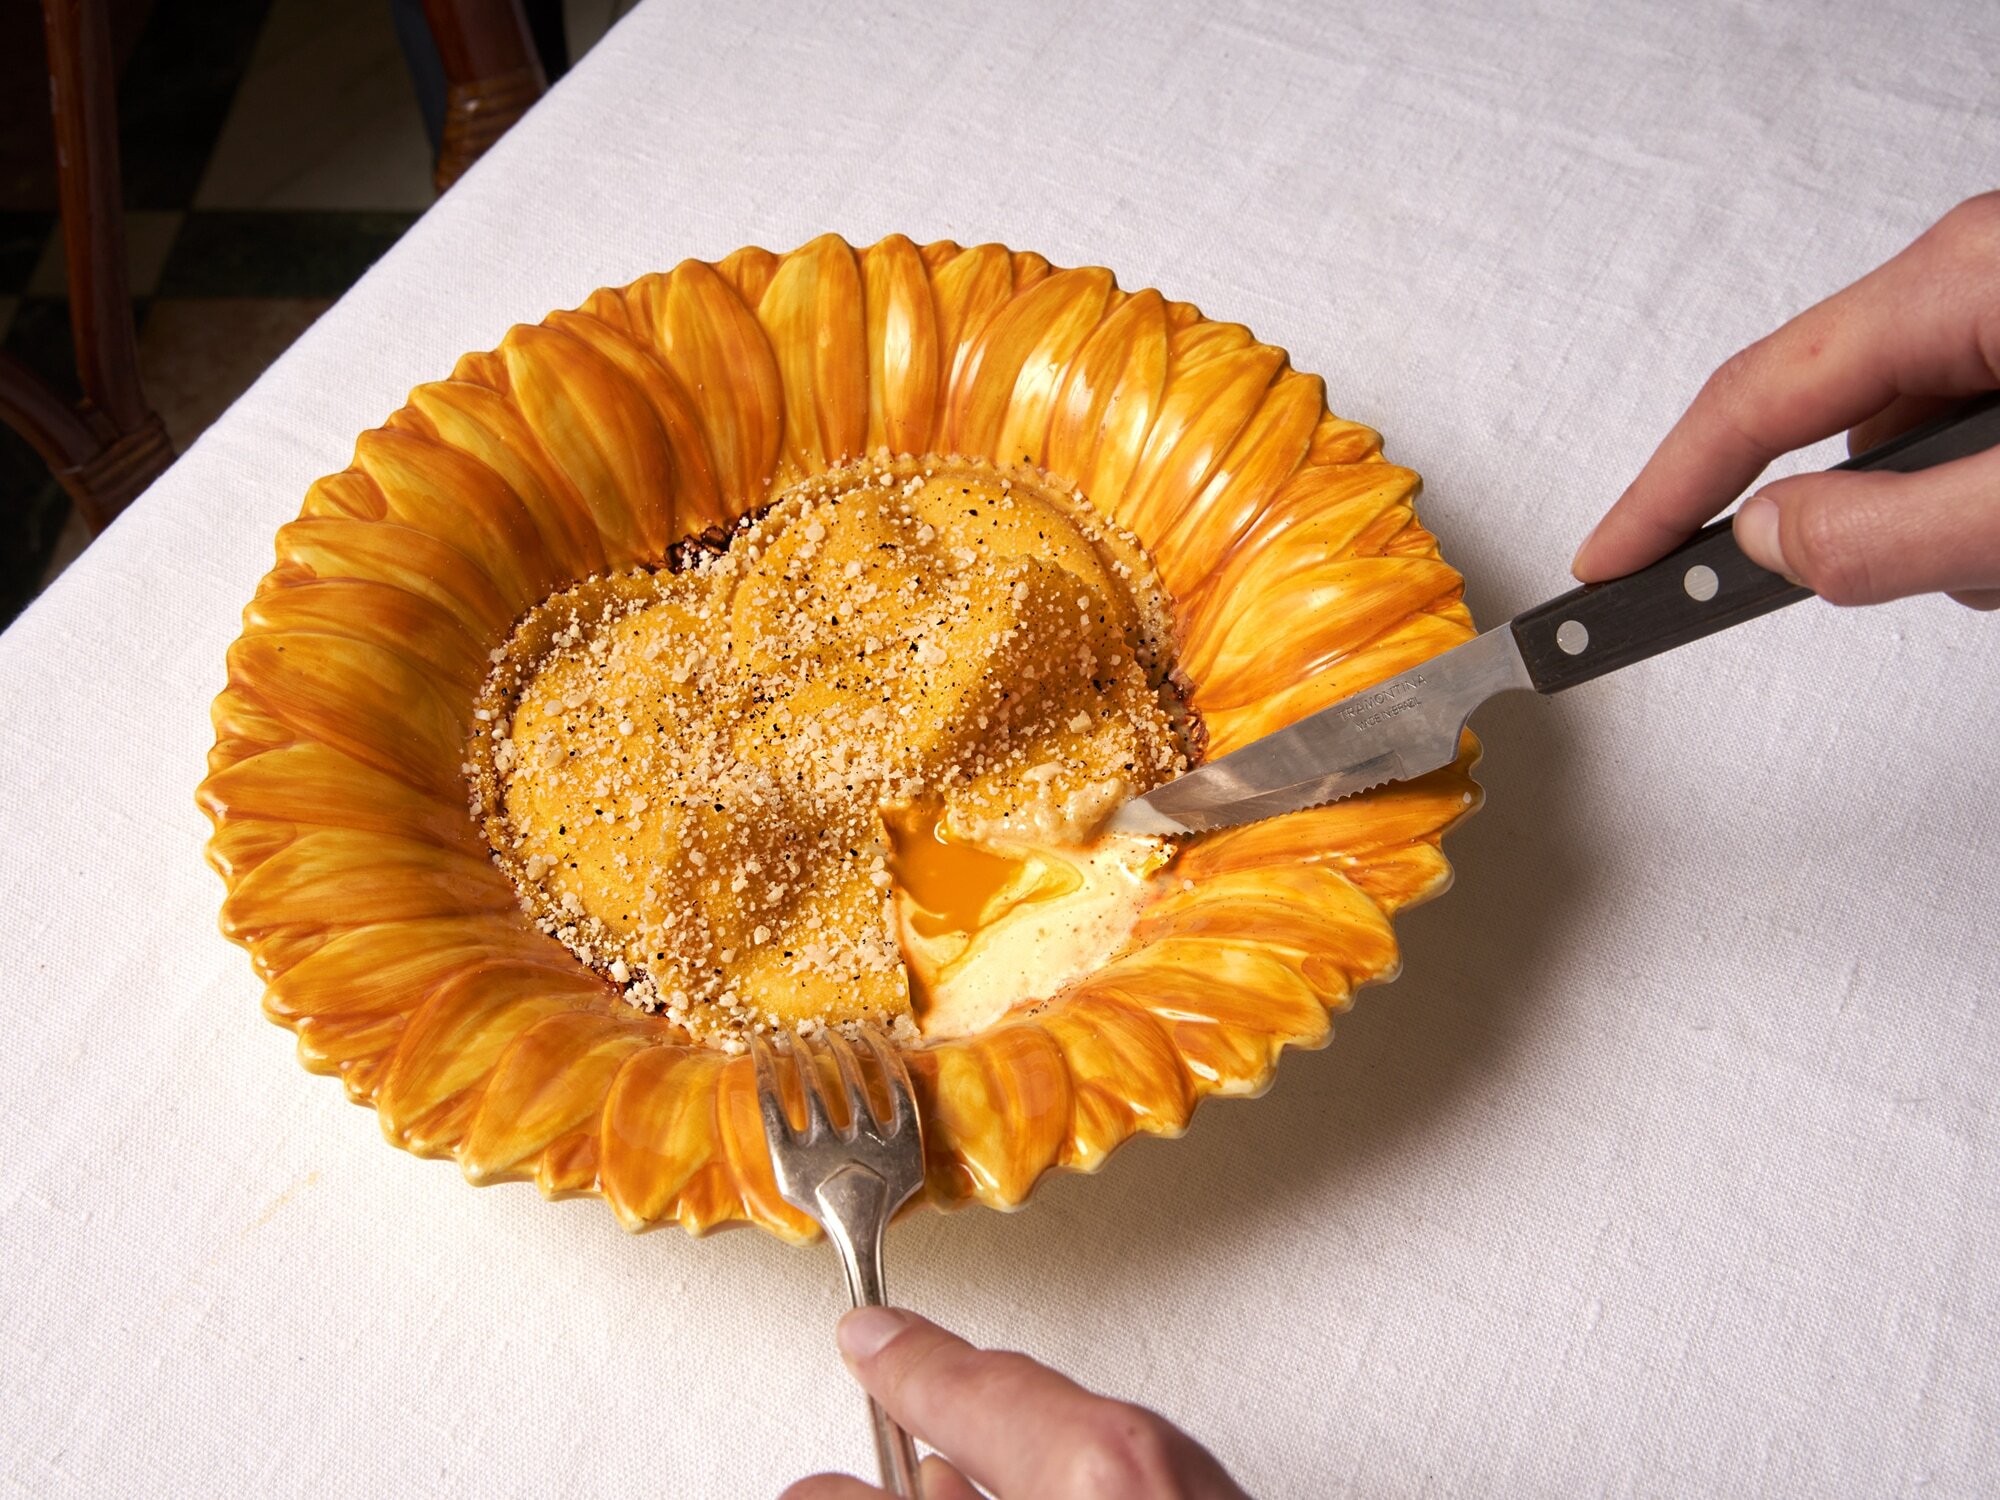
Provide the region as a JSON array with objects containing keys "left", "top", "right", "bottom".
[
  {"left": 838, "top": 1306, "right": 914, "bottom": 1363},
  {"left": 1569, "top": 521, "right": 1602, "bottom": 580},
  {"left": 1733, "top": 494, "right": 1795, "bottom": 580}
]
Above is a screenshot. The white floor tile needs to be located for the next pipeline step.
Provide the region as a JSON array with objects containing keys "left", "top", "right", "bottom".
[
  {"left": 196, "top": 0, "right": 434, "bottom": 211},
  {"left": 568, "top": 0, "right": 643, "bottom": 61},
  {"left": 136, "top": 296, "right": 332, "bottom": 451},
  {"left": 36, "top": 502, "right": 89, "bottom": 591}
]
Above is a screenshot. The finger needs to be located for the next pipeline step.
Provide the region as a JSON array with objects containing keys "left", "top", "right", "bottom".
[
  {"left": 1731, "top": 443, "right": 2000, "bottom": 605},
  {"left": 1573, "top": 192, "right": 2000, "bottom": 581},
  {"left": 778, "top": 1475, "right": 889, "bottom": 1500},
  {"left": 837, "top": 1308, "right": 1249, "bottom": 1499},
  {"left": 1847, "top": 392, "right": 1958, "bottom": 457},
  {"left": 773, "top": 1453, "right": 976, "bottom": 1498},
  {"left": 920, "top": 1455, "right": 984, "bottom": 1500}
]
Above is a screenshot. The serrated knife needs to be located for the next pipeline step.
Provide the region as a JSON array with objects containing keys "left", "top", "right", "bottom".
[{"left": 1109, "top": 391, "right": 2000, "bottom": 837}]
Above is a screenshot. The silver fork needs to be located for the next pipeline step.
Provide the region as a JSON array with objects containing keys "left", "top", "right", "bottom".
[{"left": 752, "top": 1025, "right": 926, "bottom": 1498}]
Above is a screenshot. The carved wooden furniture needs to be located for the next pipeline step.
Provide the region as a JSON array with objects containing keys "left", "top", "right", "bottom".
[
  {"left": 0, "top": 0, "right": 174, "bottom": 537},
  {"left": 421, "top": 0, "right": 548, "bottom": 193}
]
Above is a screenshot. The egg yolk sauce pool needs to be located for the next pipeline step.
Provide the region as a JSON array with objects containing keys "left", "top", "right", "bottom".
[{"left": 466, "top": 456, "right": 1189, "bottom": 1050}]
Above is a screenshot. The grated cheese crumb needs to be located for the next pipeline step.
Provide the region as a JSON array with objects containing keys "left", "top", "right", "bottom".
[{"left": 463, "top": 456, "right": 1189, "bottom": 1051}]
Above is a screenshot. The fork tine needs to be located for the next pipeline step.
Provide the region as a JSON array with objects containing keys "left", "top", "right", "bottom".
[
  {"left": 791, "top": 1030, "right": 837, "bottom": 1142},
  {"left": 820, "top": 1027, "right": 876, "bottom": 1136},
  {"left": 859, "top": 1025, "right": 916, "bottom": 1136},
  {"left": 748, "top": 1031, "right": 794, "bottom": 1144}
]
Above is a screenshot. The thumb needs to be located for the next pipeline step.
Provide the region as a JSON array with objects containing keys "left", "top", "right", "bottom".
[{"left": 1733, "top": 444, "right": 2000, "bottom": 609}]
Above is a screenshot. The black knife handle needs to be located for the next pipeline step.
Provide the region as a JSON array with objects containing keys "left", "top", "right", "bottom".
[{"left": 1512, "top": 389, "right": 2000, "bottom": 694}]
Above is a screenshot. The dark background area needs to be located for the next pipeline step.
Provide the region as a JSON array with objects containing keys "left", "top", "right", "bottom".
[{"left": 0, "top": 0, "right": 629, "bottom": 628}]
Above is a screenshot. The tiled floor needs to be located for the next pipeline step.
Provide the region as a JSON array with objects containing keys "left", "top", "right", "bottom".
[
  {"left": 0, "top": 0, "right": 639, "bottom": 627},
  {"left": 198, "top": 0, "right": 435, "bottom": 213}
]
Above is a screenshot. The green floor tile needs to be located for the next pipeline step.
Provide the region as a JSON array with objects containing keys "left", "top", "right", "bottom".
[{"left": 156, "top": 209, "right": 420, "bottom": 298}]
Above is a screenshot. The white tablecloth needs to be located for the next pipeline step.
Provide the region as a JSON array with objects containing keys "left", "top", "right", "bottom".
[{"left": 5, "top": 1, "right": 1997, "bottom": 1494}]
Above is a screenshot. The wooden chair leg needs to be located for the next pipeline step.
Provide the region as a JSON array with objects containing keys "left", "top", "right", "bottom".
[
  {"left": 422, "top": 0, "right": 547, "bottom": 193},
  {"left": 0, "top": 0, "right": 175, "bottom": 536},
  {"left": 0, "top": 351, "right": 169, "bottom": 535}
]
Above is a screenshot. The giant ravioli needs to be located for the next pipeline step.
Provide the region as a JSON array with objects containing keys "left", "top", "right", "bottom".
[{"left": 200, "top": 234, "right": 1481, "bottom": 1240}]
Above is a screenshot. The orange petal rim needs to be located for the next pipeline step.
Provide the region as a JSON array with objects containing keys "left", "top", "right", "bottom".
[{"left": 199, "top": 234, "right": 1481, "bottom": 1242}]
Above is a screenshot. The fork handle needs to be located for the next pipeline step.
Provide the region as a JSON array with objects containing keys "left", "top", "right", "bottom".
[{"left": 818, "top": 1168, "right": 923, "bottom": 1498}]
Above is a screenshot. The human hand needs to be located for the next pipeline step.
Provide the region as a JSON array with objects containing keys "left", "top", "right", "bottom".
[
  {"left": 778, "top": 1308, "right": 1253, "bottom": 1500},
  {"left": 1571, "top": 192, "right": 2000, "bottom": 610}
]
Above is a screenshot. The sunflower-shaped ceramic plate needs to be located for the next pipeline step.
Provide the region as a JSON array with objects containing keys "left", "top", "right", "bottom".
[{"left": 200, "top": 234, "right": 1480, "bottom": 1241}]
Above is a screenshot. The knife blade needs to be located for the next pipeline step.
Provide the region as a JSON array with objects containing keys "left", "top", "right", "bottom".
[
  {"left": 1109, "top": 625, "right": 1530, "bottom": 835},
  {"left": 1109, "top": 389, "right": 2000, "bottom": 837}
]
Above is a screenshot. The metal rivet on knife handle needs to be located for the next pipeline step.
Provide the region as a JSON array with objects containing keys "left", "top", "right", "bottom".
[{"left": 1111, "top": 393, "right": 2000, "bottom": 833}]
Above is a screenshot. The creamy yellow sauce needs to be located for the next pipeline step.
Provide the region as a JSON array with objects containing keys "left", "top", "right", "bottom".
[
  {"left": 887, "top": 803, "right": 1169, "bottom": 1037},
  {"left": 466, "top": 456, "right": 1186, "bottom": 1049}
]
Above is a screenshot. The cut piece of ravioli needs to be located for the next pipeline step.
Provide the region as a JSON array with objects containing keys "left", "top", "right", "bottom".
[{"left": 469, "top": 456, "right": 1189, "bottom": 1048}]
